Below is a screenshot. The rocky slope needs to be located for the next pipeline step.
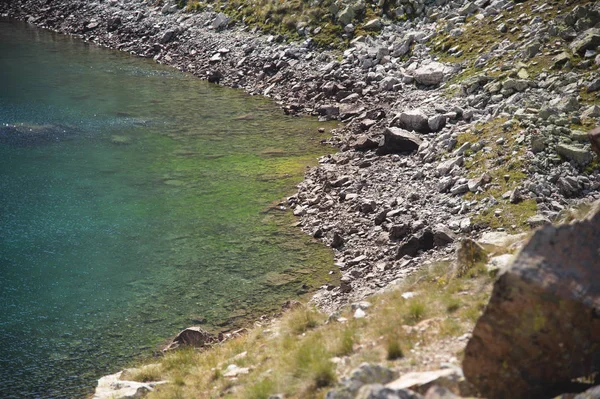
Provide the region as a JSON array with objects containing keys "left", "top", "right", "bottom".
[{"left": 3, "top": 0, "right": 599, "bottom": 311}]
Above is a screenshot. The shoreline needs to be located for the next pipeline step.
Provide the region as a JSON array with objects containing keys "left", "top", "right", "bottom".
[
  {"left": 3, "top": 0, "right": 600, "bottom": 333},
  {"left": 3, "top": 0, "right": 600, "bottom": 311}
]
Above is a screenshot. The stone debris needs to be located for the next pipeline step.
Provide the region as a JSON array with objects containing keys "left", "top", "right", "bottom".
[
  {"left": 6, "top": 0, "right": 600, "bottom": 396},
  {"left": 5, "top": 0, "right": 600, "bottom": 314}
]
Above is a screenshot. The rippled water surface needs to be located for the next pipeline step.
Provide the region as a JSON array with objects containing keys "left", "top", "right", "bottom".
[{"left": 0, "top": 19, "right": 336, "bottom": 398}]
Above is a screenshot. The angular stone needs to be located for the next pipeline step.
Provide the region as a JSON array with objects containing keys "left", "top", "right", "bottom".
[
  {"left": 396, "top": 230, "right": 433, "bottom": 259},
  {"left": 317, "top": 104, "right": 340, "bottom": 117},
  {"left": 378, "top": 127, "right": 423, "bottom": 154},
  {"left": 587, "top": 78, "right": 600, "bottom": 92},
  {"left": 502, "top": 78, "right": 529, "bottom": 92},
  {"left": 551, "top": 52, "right": 571, "bottom": 69},
  {"left": 163, "top": 326, "right": 217, "bottom": 351},
  {"left": 390, "top": 223, "right": 411, "bottom": 241},
  {"left": 212, "top": 13, "right": 229, "bottom": 30},
  {"left": 464, "top": 203, "right": 600, "bottom": 399},
  {"left": 570, "top": 28, "right": 600, "bottom": 55},
  {"left": 552, "top": 96, "right": 580, "bottom": 113},
  {"left": 326, "top": 363, "right": 399, "bottom": 399},
  {"left": 160, "top": 29, "right": 176, "bottom": 44},
  {"left": 414, "top": 62, "right": 447, "bottom": 86},
  {"left": 486, "top": 254, "right": 514, "bottom": 277},
  {"left": 397, "top": 109, "right": 430, "bottom": 133},
  {"left": 432, "top": 224, "right": 457, "bottom": 247},
  {"left": 337, "top": 6, "right": 355, "bottom": 26},
  {"left": 436, "top": 157, "right": 463, "bottom": 176},
  {"left": 556, "top": 143, "right": 594, "bottom": 167},
  {"left": 582, "top": 105, "right": 600, "bottom": 119},
  {"left": 353, "top": 135, "right": 380, "bottom": 151},
  {"left": 428, "top": 114, "right": 447, "bottom": 132},
  {"left": 386, "top": 369, "right": 463, "bottom": 393},
  {"left": 527, "top": 214, "right": 551, "bottom": 228},
  {"left": 477, "top": 231, "right": 526, "bottom": 252}
]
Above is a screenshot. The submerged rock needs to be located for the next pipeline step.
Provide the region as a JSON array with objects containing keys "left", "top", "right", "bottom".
[
  {"left": 463, "top": 202, "right": 600, "bottom": 399},
  {"left": 0, "top": 123, "right": 69, "bottom": 145}
]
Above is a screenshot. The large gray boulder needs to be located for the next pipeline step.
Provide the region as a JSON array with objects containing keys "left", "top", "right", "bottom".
[
  {"left": 570, "top": 28, "right": 600, "bottom": 55},
  {"left": 378, "top": 127, "right": 423, "bottom": 154},
  {"left": 413, "top": 62, "right": 447, "bottom": 86},
  {"left": 556, "top": 143, "right": 594, "bottom": 167},
  {"left": 397, "top": 109, "right": 430, "bottom": 133},
  {"left": 463, "top": 202, "right": 600, "bottom": 399},
  {"left": 163, "top": 326, "right": 217, "bottom": 351}
]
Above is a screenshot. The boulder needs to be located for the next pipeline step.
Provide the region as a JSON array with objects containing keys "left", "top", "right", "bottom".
[
  {"left": 428, "top": 114, "right": 447, "bottom": 132},
  {"left": 436, "top": 156, "right": 463, "bottom": 176},
  {"left": 570, "top": 28, "right": 600, "bottom": 55},
  {"left": 396, "top": 230, "right": 434, "bottom": 258},
  {"left": 386, "top": 368, "right": 468, "bottom": 395},
  {"left": 414, "top": 62, "right": 447, "bottom": 86},
  {"left": 397, "top": 109, "right": 430, "bottom": 133},
  {"left": 353, "top": 135, "right": 380, "bottom": 151},
  {"left": 556, "top": 143, "right": 594, "bottom": 167},
  {"left": 337, "top": 6, "right": 355, "bottom": 26},
  {"left": 159, "top": 29, "right": 176, "bottom": 44},
  {"left": 93, "top": 370, "right": 166, "bottom": 399},
  {"left": 212, "top": 13, "right": 229, "bottom": 30},
  {"left": 463, "top": 203, "right": 600, "bottom": 399},
  {"left": 326, "top": 363, "right": 398, "bottom": 399},
  {"left": 164, "top": 326, "right": 217, "bottom": 351},
  {"left": 582, "top": 105, "right": 600, "bottom": 120},
  {"left": 378, "top": 127, "right": 423, "bottom": 154},
  {"left": 502, "top": 78, "right": 529, "bottom": 92},
  {"left": 432, "top": 224, "right": 457, "bottom": 247}
]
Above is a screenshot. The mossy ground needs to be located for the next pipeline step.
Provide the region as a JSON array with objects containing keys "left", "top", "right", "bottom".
[
  {"left": 432, "top": 0, "right": 597, "bottom": 96},
  {"left": 177, "top": 0, "right": 401, "bottom": 49},
  {"left": 126, "top": 258, "right": 497, "bottom": 399},
  {"left": 455, "top": 118, "right": 537, "bottom": 232}
]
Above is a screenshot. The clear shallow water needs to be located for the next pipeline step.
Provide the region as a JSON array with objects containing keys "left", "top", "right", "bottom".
[{"left": 0, "top": 19, "right": 336, "bottom": 398}]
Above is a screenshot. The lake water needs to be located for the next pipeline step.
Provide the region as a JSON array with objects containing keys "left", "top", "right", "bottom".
[{"left": 0, "top": 19, "right": 335, "bottom": 398}]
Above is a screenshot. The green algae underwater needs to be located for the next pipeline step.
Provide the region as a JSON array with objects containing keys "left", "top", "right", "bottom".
[{"left": 0, "top": 19, "right": 337, "bottom": 398}]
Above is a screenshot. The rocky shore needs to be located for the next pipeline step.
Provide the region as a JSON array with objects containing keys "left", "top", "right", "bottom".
[{"left": 3, "top": 0, "right": 599, "bottom": 315}]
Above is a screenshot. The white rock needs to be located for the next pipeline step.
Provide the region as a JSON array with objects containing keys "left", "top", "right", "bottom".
[
  {"left": 93, "top": 371, "right": 166, "bottom": 399},
  {"left": 353, "top": 308, "right": 366, "bottom": 319}
]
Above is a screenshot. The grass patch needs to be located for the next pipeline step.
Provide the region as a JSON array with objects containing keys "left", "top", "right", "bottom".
[
  {"left": 284, "top": 307, "right": 323, "bottom": 335},
  {"left": 454, "top": 118, "right": 538, "bottom": 231},
  {"left": 124, "top": 364, "right": 163, "bottom": 383},
  {"left": 139, "top": 254, "right": 502, "bottom": 399}
]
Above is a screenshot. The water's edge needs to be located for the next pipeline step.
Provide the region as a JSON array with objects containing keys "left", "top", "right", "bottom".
[{"left": 0, "top": 15, "right": 341, "bottom": 398}]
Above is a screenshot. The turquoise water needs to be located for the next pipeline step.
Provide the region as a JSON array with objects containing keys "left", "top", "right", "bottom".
[{"left": 0, "top": 19, "right": 336, "bottom": 398}]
